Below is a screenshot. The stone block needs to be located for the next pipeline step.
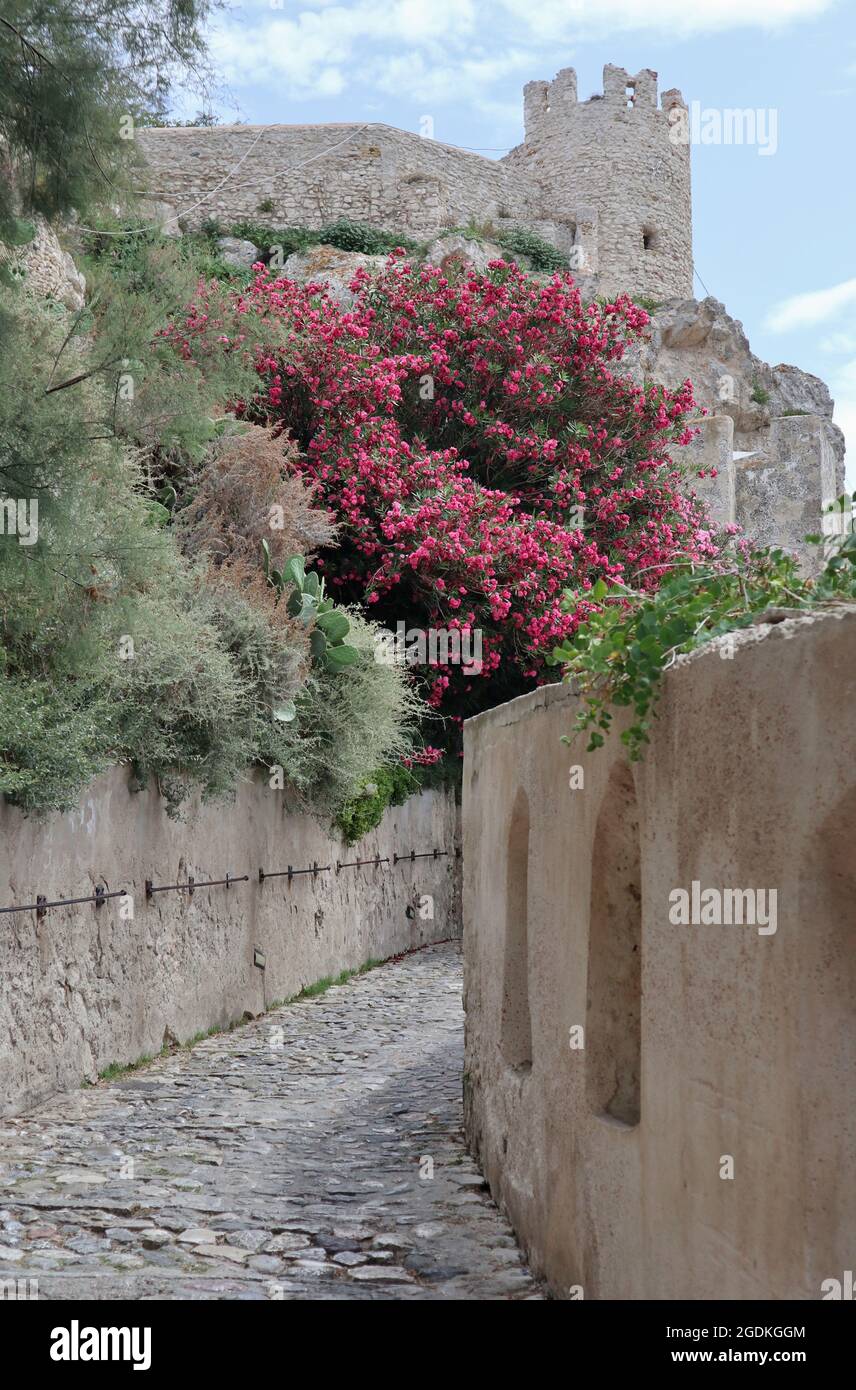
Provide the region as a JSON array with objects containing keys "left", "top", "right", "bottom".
[
  {"left": 735, "top": 414, "right": 839, "bottom": 569},
  {"left": 681, "top": 414, "right": 735, "bottom": 528}
]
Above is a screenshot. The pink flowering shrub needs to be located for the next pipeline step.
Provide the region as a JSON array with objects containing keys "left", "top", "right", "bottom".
[{"left": 166, "top": 254, "right": 718, "bottom": 756}]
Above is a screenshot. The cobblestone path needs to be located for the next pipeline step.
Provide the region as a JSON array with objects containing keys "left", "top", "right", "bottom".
[{"left": 0, "top": 942, "right": 542, "bottom": 1300}]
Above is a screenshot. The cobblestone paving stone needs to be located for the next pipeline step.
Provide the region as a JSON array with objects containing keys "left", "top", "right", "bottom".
[{"left": 0, "top": 942, "right": 544, "bottom": 1300}]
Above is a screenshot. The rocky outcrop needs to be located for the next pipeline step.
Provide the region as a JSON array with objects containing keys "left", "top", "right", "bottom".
[
  {"left": 423, "top": 234, "right": 506, "bottom": 275},
  {"left": 282, "top": 245, "right": 386, "bottom": 307},
  {"left": 621, "top": 297, "right": 846, "bottom": 564},
  {"left": 633, "top": 296, "right": 844, "bottom": 473},
  {"left": 630, "top": 300, "right": 844, "bottom": 569},
  {"left": 216, "top": 235, "right": 260, "bottom": 269},
  {"left": 139, "top": 198, "right": 181, "bottom": 236},
  {"left": 768, "top": 362, "right": 837, "bottom": 421}
]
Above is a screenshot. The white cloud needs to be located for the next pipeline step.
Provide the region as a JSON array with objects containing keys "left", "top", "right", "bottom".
[
  {"left": 498, "top": 0, "right": 835, "bottom": 41},
  {"left": 472, "top": 96, "right": 526, "bottom": 135},
  {"left": 497, "top": 0, "right": 833, "bottom": 38},
  {"left": 831, "top": 358, "right": 856, "bottom": 397},
  {"left": 210, "top": 0, "right": 835, "bottom": 104},
  {"left": 820, "top": 330, "right": 856, "bottom": 354},
  {"left": 210, "top": 15, "right": 350, "bottom": 94},
  {"left": 764, "top": 278, "right": 856, "bottom": 333},
  {"left": 211, "top": 1, "right": 478, "bottom": 92},
  {"left": 371, "top": 48, "right": 532, "bottom": 107}
]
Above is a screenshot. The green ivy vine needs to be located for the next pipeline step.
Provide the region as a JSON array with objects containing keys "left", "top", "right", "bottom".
[{"left": 550, "top": 495, "right": 856, "bottom": 760}]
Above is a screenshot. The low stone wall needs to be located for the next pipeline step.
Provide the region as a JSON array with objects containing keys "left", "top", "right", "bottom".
[
  {"left": 462, "top": 607, "right": 856, "bottom": 1299},
  {"left": 0, "top": 769, "right": 460, "bottom": 1115}
]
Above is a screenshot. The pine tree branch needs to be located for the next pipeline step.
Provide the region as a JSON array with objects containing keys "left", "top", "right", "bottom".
[
  {"left": 0, "top": 17, "right": 57, "bottom": 71},
  {"left": 47, "top": 291, "right": 100, "bottom": 391}
]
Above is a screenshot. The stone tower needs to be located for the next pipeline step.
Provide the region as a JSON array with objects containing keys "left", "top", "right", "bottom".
[{"left": 502, "top": 64, "right": 692, "bottom": 301}]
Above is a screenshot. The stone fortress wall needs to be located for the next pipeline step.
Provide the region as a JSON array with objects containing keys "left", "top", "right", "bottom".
[
  {"left": 626, "top": 297, "right": 847, "bottom": 564},
  {"left": 137, "top": 64, "right": 693, "bottom": 302},
  {"left": 139, "top": 121, "right": 538, "bottom": 241}
]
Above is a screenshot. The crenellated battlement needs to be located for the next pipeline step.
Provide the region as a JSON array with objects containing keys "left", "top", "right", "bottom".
[
  {"left": 602, "top": 63, "right": 660, "bottom": 108},
  {"left": 521, "top": 67, "right": 578, "bottom": 140},
  {"left": 522, "top": 64, "right": 686, "bottom": 138},
  {"left": 501, "top": 64, "right": 692, "bottom": 299}
]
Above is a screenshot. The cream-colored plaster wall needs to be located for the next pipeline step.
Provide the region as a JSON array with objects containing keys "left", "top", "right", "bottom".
[{"left": 463, "top": 608, "right": 856, "bottom": 1299}]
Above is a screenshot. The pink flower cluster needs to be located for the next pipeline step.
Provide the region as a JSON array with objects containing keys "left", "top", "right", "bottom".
[{"left": 166, "top": 255, "right": 718, "bottom": 749}]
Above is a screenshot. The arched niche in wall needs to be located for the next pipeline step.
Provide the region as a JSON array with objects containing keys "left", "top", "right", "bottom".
[
  {"left": 585, "top": 761, "right": 642, "bottom": 1125},
  {"left": 500, "top": 785, "right": 533, "bottom": 1074}
]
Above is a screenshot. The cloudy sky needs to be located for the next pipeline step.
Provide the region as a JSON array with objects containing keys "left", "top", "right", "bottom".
[{"left": 196, "top": 0, "right": 856, "bottom": 485}]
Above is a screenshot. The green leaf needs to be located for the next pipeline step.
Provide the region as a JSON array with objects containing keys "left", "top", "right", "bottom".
[
  {"left": 272, "top": 700, "right": 296, "bottom": 723},
  {"left": 142, "top": 499, "right": 170, "bottom": 528},
  {"left": 299, "top": 594, "right": 318, "bottom": 624},
  {"left": 324, "top": 643, "right": 360, "bottom": 669},
  {"left": 285, "top": 555, "right": 305, "bottom": 588},
  {"left": 261, "top": 538, "right": 271, "bottom": 576},
  {"left": 310, "top": 628, "right": 328, "bottom": 662},
  {"left": 316, "top": 610, "right": 350, "bottom": 643}
]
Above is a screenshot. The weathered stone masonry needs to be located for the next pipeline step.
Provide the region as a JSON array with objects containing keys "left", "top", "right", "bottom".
[
  {"left": 0, "top": 770, "right": 461, "bottom": 1116},
  {"left": 503, "top": 65, "right": 692, "bottom": 301},
  {"left": 137, "top": 64, "right": 693, "bottom": 301}
]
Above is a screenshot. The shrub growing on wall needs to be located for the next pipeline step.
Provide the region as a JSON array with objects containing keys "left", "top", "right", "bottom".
[
  {"left": 0, "top": 294, "right": 254, "bottom": 812},
  {"left": 495, "top": 227, "right": 568, "bottom": 272},
  {"left": 0, "top": 274, "right": 422, "bottom": 817},
  {"left": 168, "top": 255, "right": 717, "bottom": 759},
  {"left": 175, "top": 424, "right": 421, "bottom": 815}
]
